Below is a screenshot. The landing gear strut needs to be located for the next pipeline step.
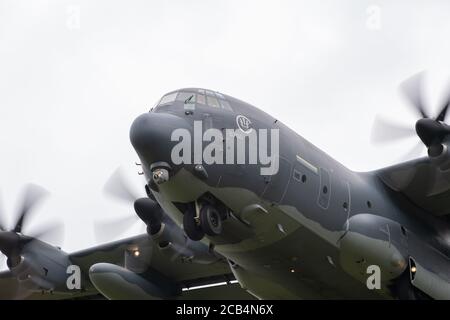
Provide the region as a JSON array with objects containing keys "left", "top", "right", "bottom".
[
  {"left": 183, "top": 206, "right": 204, "bottom": 241},
  {"left": 183, "top": 203, "right": 223, "bottom": 241}
]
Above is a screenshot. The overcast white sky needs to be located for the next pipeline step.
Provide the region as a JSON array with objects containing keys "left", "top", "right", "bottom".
[{"left": 1, "top": 0, "right": 450, "bottom": 264}]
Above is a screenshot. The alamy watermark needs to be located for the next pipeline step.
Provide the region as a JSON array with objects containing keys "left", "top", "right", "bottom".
[
  {"left": 66, "top": 5, "right": 81, "bottom": 30},
  {"left": 366, "top": 5, "right": 382, "bottom": 30},
  {"left": 170, "top": 115, "right": 280, "bottom": 176},
  {"left": 66, "top": 264, "right": 81, "bottom": 290},
  {"left": 366, "top": 264, "right": 381, "bottom": 290}
]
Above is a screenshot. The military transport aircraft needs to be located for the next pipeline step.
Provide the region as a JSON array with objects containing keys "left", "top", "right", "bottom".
[{"left": 1, "top": 73, "right": 450, "bottom": 300}]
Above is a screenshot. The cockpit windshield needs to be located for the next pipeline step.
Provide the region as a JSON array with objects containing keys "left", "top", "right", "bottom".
[
  {"left": 176, "top": 92, "right": 194, "bottom": 103},
  {"left": 158, "top": 92, "right": 177, "bottom": 105},
  {"left": 156, "top": 89, "right": 233, "bottom": 111}
]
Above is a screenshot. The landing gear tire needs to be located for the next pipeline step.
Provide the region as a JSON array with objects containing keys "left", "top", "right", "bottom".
[
  {"left": 200, "top": 205, "right": 223, "bottom": 236},
  {"left": 183, "top": 207, "right": 204, "bottom": 241}
]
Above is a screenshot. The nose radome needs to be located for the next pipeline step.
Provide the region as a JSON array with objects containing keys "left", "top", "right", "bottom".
[{"left": 130, "top": 112, "right": 189, "bottom": 165}]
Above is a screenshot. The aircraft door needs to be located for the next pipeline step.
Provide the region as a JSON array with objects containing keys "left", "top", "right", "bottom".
[
  {"left": 317, "top": 168, "right": 331, "bottom": 209},
  {"left": 262, "top": 157, "right": 292, "bottom": 203}
]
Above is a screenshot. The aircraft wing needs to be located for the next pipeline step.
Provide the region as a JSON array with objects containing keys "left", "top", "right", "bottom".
[
  {"left": 0, "top": 236, "right": 135, "bottom": 300},
  {"left": 0, "top": 270, "right": 98, "bottom": 300},
  {"left": 71, "top": 233, "right": 253, "bottom": 299},
  {"left": 374, "top": 156, "right": 450, "bottom": 216},
  {"left": 70, "top": 234, "right": 232, "bottom": 282},
  {"left": 0, "top": 234, "right": 252, "bottom": 300},
  {"left": 0, "top": 271, "right": 20, "bottom": 299}
]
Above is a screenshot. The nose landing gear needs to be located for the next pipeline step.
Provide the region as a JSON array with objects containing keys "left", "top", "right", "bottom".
[
  {"left": 183, "top": 202, "right": 224, "bottom": 241},
  {"left": 183, "top": 206, "right": 204, "bottom": 241}
]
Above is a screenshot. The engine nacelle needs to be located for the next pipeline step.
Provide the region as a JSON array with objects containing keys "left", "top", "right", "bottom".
[
  {"left": 428, "top": 143, "right": 450, "bottom": 170},
  {"left": 10, "top": 255, "right": 53, "bottom": 291},
  {"left": 89, "top": 263, "right": 180, "bottom": 300},
  {"left": 7, "top": 239, "right": 74, "bottom": 293},
  {"left": 10, "top": 252, "right": 70, "bottom": 292}
]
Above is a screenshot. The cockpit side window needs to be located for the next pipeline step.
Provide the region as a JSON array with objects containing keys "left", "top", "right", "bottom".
[
  {"left": 197, "top": 94, "right": 206, "bottom": 105},
  {"left": 207, "top": 96, "right": 220, "bottom": 108},
  {"left": 219, "top": 100, "right": 233, "bottom": 111},
  {"left": 158, "top": 92, "right": 177, "bottom": 105}
]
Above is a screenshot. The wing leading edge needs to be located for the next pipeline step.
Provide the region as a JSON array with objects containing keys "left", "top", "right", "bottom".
[{"left": 375, "top": 156, "right": 450, "bottom": 216}]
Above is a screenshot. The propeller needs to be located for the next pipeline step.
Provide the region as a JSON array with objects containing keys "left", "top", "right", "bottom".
[
  {"left": 0, "top": 184, "right": 64, "bottom": 267},
  {"left": 103, "top": 167, "right": 140, "bottom": 204},
  {"left": 371, "top": 72, "right": 450, "bottom": 159},
  {"left": 99, "top": 168, "right": 211, "bottom": 265},
  {"left": 95, "top": 168, "right": 163, "bottom": 243},
  {"left": 0, "top": 184, "right": 64, "bottom": 299}
]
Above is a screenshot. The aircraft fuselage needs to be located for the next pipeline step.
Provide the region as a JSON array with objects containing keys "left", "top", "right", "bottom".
[{"left": 130, "top": 88, "right": 450, "bottom": 299}]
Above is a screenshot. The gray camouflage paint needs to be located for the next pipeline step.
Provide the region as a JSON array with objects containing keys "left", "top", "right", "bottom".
[
  {"left": 5, "top": 88, "right": 449, "bottom": 300},
  {"left": 128, "top": 88, "right": 450, "bottom": 299}
]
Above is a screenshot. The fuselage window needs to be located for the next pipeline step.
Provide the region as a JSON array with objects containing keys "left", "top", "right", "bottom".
[
  {"left": 207, "top": 96, "right": 220, "bottom": 108},
  {"left": 159, "top": 92, "right": 177, "bottom": 105}
]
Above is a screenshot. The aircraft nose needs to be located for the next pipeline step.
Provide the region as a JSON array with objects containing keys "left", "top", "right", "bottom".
[{"left": 130, "top": 112, "right": 189, "bottom": 166}]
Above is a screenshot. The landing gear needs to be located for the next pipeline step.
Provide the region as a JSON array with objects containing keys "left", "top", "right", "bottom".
[
  {"left": 183, "top": 206, "right": 204, "bottom": 241},
  {"left": 183, "top": 203, "right": 224, "bottom": 241},
  {"left": 200, "top": 205, "right": 223, "bottom": 236}
]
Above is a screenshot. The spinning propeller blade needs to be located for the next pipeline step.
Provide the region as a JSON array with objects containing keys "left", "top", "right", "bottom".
[{"left": 371, "top": 72, "right": 450, "bottom": 157}]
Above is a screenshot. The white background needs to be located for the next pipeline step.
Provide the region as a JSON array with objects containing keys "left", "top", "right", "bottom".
[{"left": 1, "top": 0, "right": 450, "bottom": 266}]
